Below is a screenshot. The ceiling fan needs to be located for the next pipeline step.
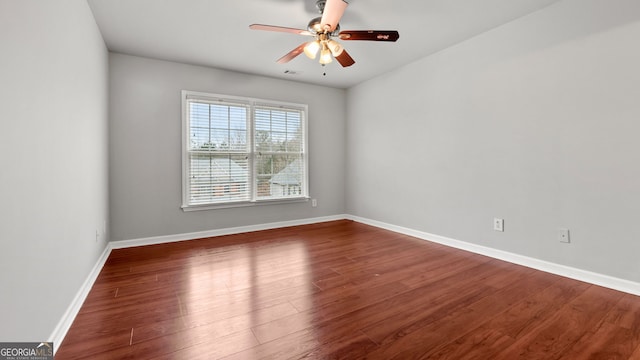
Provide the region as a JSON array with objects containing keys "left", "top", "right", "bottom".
[{"left": 249, "top": 0, "right": 399, "bottom": 67}]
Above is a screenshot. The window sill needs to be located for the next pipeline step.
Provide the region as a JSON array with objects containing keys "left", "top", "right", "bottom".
[{"left": 181, "top": 197, "right": 310, "bottom": 212}]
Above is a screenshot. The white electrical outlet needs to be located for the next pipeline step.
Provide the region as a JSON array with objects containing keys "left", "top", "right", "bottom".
[
  {"left": 494, "top": 218, "right": 504, "bottom": 232},
  {"left": 558, "top": 228, "right": 570, "bottom": 243},
  {"left": 311, "top": 199, "right": 317, "bottom": 207}
]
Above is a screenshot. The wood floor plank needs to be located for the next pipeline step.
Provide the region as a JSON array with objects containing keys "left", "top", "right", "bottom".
[
  {"left": 563, "top": 320, "right": 639, "bottom": 359},
  {"left": 481, "top": 276, "right": 591, "bottom": 340},
  {"left": 219, "top": 328, "right": 321, "bottom": 360},
  {"left": 495, "top": 285, "right": 625, "bottom": 359},
  {"left": 297, "top": 331, "right": 378, "bottom": 359},
  {"left": 360, "top": 259, "right": 523, "bottom": 345},
  {"left": 55, "top": 220, "right": 640, "bottom": 360},
  {"left": 606, "top": 293, "right": 640, "bottom": 330},
  {"left": 133, "top": 301, "right": 298, "bottom": 345},
  {"left": 54, "top": 328, "right": 132, "bottom": 359},
  {"left": 426, "top": 326, "right": 516, "bottom": 360},
  {"left": 363, "top": 269, "right": 560, "bottom": 359},
  {"left": 251, "top": 309, "right": 316, "bottom": 344}
]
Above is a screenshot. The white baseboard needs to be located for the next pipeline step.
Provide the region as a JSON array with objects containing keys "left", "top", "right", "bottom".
[
  {"left": 346, "top": 215, "right": 640, "bottom": 297},
  {"left": 49, "top": 243, "right": 112, "bottom": 354},
  {"left": 51, "top": 213, "right": 640, "bottom": 354},
  {"left": 110, "top": 215, "right": 347, "bottom": 249}
]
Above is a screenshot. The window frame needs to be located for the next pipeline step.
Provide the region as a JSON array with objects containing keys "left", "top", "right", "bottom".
[{"left": 181, "top": 90, "right": 309, "bottom": 211}]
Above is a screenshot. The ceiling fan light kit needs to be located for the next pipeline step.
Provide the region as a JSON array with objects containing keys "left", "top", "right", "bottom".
[{"left": 249, "top": 0, "right": 399, "bottom": 69}]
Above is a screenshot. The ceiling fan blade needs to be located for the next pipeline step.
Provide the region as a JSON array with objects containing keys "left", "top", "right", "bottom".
[
  {"left": 339, "top": 30, "right": 400, "bottom": 42},
  {"left": 276, "top": 43, "right": 307, "bottom": 64},
  {"left": 249, "top": 24, "right": 313, "bottom": 36},
  {"left": 320, "top": 0, "right": 348, "bottom": 32},
  {"left": 335, "top": 49, "right": 355, "bottom": 67}
]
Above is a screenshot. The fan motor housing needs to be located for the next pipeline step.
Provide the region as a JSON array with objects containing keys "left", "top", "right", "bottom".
[{"left": 307, "top": 17, "right": 340, "bottom": 35}]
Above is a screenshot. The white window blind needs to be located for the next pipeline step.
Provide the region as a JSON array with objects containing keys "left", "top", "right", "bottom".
[
  {"left": 254, "top": 105, "right": 305, "bottom": 200},
  {"left": 182, "top": 91, "right": 308, "bottom": 210}
]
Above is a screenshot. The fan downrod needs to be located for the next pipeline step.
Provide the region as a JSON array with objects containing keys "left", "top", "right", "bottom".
[{"left": 308, "top": 0, "right": 340, "bottom": 34}]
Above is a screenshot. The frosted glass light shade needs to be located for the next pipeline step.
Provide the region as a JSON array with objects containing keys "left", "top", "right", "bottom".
[
  {"left": 319, "top": 45, "right": 333, "bottom": 65},
  {"left": 304, "top": 40, "right": 320, "bottom": 59},
  {"left": 326, "top": 39, "right": 344, "bottom": 56}
]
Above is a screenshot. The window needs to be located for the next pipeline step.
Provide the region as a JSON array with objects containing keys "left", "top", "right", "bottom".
[{"left": 182, "top": 90, "right": 308, "bottom": 210}]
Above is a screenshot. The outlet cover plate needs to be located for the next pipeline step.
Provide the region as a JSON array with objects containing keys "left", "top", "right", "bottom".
[{"left": 558, "top": 228, "right": 570, "bottom": 243}]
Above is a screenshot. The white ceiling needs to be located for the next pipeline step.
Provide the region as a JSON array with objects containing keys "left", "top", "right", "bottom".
[{"left": 87, "top": 0, "right": 561, "bottom": 89}]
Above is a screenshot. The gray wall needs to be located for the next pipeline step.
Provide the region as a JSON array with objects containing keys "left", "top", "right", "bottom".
[
  {"left": 109, "top": 53, "right": 346, "bottom": 241},
  {"left": 346, "top": 0, "right": 640, "bottom": 282},
  {"left": 0, "top": 0, "right": 109, "bottom": 341}
]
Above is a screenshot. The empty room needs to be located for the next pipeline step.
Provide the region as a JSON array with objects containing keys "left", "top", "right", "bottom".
[{"left": 1, "top": 0, "right": 640, "bottom": 358}]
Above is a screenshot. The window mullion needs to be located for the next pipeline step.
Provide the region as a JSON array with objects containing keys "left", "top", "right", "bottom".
[{"left": 248, "top": 102, "right": 256, "bottom": 202}]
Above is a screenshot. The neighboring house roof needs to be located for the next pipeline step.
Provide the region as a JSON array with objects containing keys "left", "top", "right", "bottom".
[{"left": 270, "top": 159, "right": 302, "bottom": 185}]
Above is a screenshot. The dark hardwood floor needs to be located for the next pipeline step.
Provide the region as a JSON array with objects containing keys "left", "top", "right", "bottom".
[{"left": 56, "top": 220, "right": 640, "bottom": 359}]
